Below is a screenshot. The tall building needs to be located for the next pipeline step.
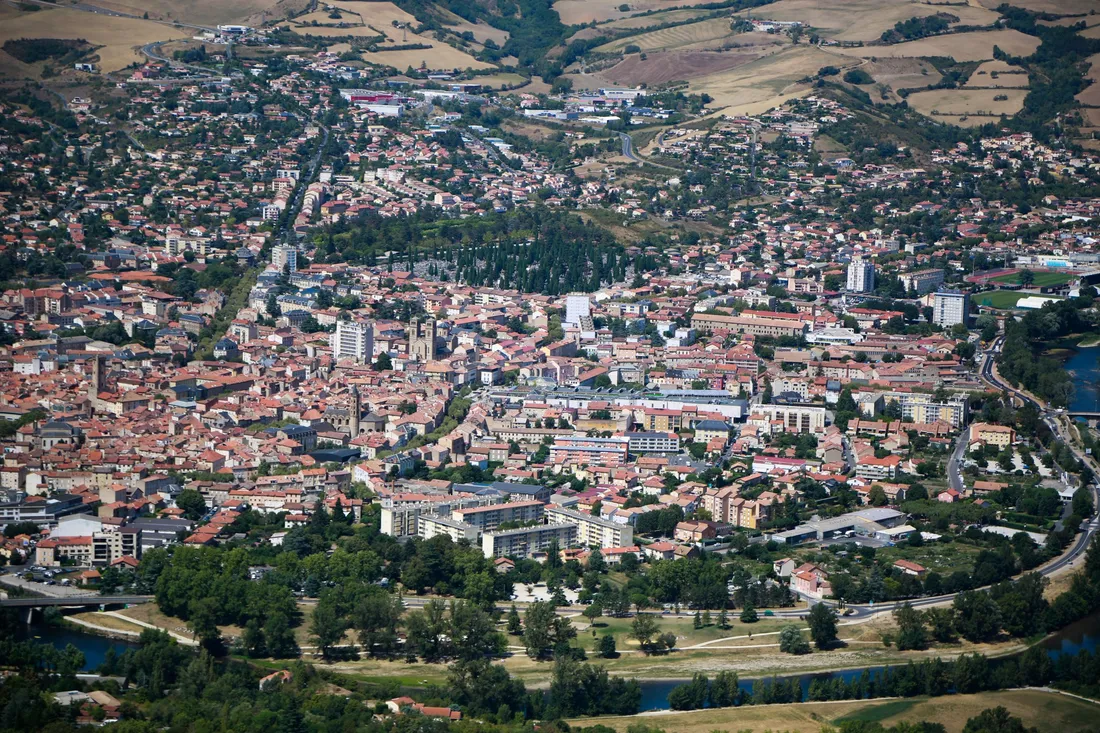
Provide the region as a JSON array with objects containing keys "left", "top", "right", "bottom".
[
  {"left": 846, "top": 256, "right": 875, "bottom": 293},
  {"left": 564, "top": 294, "right": 591, "bottom": 325},
  {"left": 272, "top": 245, "right": 298, "bottom": 273},
  {"left": 932, "top": 291, "right": 969, "bottom": 328},
  {"left": 899, "top": 268, "right": 945, "bottom": 295},
  {"left": 408, "top": 318, "right": 437, "bottom": 362},
  {"left": 331, "top": 320, "right": 374, "bottom": 363}
]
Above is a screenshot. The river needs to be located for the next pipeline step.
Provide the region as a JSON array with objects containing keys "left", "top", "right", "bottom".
[
  {"left": 1065, "top": 345, "right": 1100, "bottom": 414},
  {"left": 16, "top": 621, "right": 139, "bottom": 671},
  {"left": 22, "top": 612, "right": 1100, "bottom": 709}
]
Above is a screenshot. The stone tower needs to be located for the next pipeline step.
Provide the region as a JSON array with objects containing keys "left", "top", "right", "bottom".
[
  {"left": 349, "top": 384, "right": 361, "bottom": 438},
  {"left": 408, "top": 318, "right": 437, "bottom": 362},
  {"left": 88, "top": 356, "right": 105, "bottom": 406}
]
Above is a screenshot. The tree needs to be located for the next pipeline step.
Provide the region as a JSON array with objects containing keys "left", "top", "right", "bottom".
[
  {"left": 523, "top": 601, "right": 574, "bottom": 659},
  {"left": 718, "top": 608, "right": 730, "bottom": 629},
  {"left": 310, "top": 595, "right": 346, "bottom": 659},
  {"left": 1018, "top": 269, "right": 1036, "bottom": 288},
  {"left": 374, "top": 352, "right": 392, "bottom": 371},
  {"left": 740, "top": 603, "right": 758, "bottom": 623},
  {"left": 242, "top": 618, "right": 266, "bottom": 658},
  {"left": 894, "top": 602, "right": 928, "bottom": 650},
  {"left": 925, "top": 606, "right": 957, "bottom": 643},
  {"left": 175, "top": 488, "right": 207, "bottom": 520},
  {"left": 779, "top": 625, "right": 809, "bottom": 654},
  {"left": 963, "top": 706, "right": 1038, "bottom": 733},
  {"left": 354, "top": 591, "right": 403, "bottom": 656},
  {"left": 807, "top": 603, "right": 838, "bottom": 649},
  {"left": 631, "top": 613, "right": 660, "bottom": 652},
  {"left": 583, "top": 601, "right": 603, "bottom": 625},
  {"left": 953, "top": 590, "right": 1002, "bottom": 642},
  {"left": 506, "top": 605, "right": 523, "bottom": 635},
  {"left": 265, "top": 610, "right": 299, "bottom": 658},
  {"left": 598, "top": 633, "right": 617, "bottom": 658}
]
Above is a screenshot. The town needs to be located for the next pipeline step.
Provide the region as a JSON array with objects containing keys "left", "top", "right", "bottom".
[{"left": 3, "top": 3, "right": 1100, "bottom": 732}]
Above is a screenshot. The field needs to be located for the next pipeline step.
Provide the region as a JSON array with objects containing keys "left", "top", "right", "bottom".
[
  {"left": 1077, "top": 54, "right": 1100, "bottom": 106},
  {"left": 976, "top": 290, "right": 1028, "bottom": 309},
  {"left": 0, "top": 5, "right": 189, "bottom": 73},
  {"left": 906, "top": 87, "right": 1027, "bottom": 126},
  {"left": 977, "top": 0, "right": 1100, "bottom": 13},
  {"left": 730, "top": 0, "right": 1000, "bottom": 43},
  {"left": 992, "top": 271, "right": 1075, "bottom": 287},
  {"left": 863, "top": 57, "right": 942, "bottom": 101},
  {"left": 595, "top": 50, "right": 760, "bottom": 85},
  {"left": 595, "top": 18, "right": 741, "bottom": 53},
  {"left": 683, "top": 44, "right": 850, "bottom": 112},
  {"left": 72, "top": 0, "right": 281, "bottom": 26},
  {"left": 566, "top": 690, "right": 1100, "bottom": 733},
  {"left": 602, "top": 8, "right": 715, "bottom": 31},
  {"left": 554, "top": 0, "right": 725, "bottom": 26},
  {"left": 283, "top": 1, "right": 492, "bottom": 70},
  {"left": 966, "top": 60, "right": 1031, "bottom": 89},
  {"left": 830, "top": 29, "right": 1040, "bottom": 62}
]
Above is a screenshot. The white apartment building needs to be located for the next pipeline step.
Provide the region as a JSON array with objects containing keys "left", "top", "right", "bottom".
[
  {"left": 932, "top": 291, "right": 970, "bottom": 328},
  {"left": 564, "top": 294, "right": 591, "bottom": 325},
  {"left": 451, "top": 500, "right": 545, "bottom": 533},
  {"left": 747, "top": 404, "right": 828, "bottom": 434},
  {"left": 846, "top": 256, "right": 875, "bottom": 293},
  {"left": 331, "top": 320, "right": 374, "bottom": 363}
]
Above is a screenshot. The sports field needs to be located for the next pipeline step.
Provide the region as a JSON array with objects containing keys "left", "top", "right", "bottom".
[{"left": 992, "top": 271, "right": 1074, "bottom": 287}]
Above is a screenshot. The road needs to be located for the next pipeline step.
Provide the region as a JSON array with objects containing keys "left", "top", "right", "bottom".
[
  {"left": 0, "top": 595, "right": 153, "bottom": 608},
  {"left": 618, "top": 132, "right": 641, "bottom": 162}
]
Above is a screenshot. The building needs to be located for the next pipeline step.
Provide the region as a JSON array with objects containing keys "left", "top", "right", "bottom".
[
  {"left": 899, "top": 268, "right": 945, "bottom": 295},
  {"left": 626, "top": 432, "right": 680, "bottom": 453},
  {"left": 690, "top": 313, "right": 808, "bottom": 338},
  {"left": 272, "top": 245, "right": 298, "bottom": 273},
  {"left": 855, "top": 454, "right": 902, "bottom": 481},
  {"left": 418, "top": 514, "right": 479, "bottom": 543},
  {"left": 331, "top": 320, "right": 374, "bottom": 363},
  {"left": 550, "top": 436, "right": 630, "bottom": 467},
  {"left": 564, "top": 294, "right": 591, "bottom": 325},
  {"left": 846, "top": 256, "right": 875, "bottom": 293},
  {"left": 932, "top": 291, "right": 970, "bottom": 328},
  {"left": 969, "top": 422, "right": 1016, "bottom": 447},
  {"left": 451, "top": 500, "right": 545, "bottom": 533},
  {"left": 545, "top": 505, "right": 634, "bottom": 548},
  {"left": 747, "top": 404, "right": 828, "bottom": 434},
  {"left": 482, "top": 523, "right": 576, "bottom": 558},
  {"left": 408, "top": 318, "right": 437, "bottom": 362},
  {"left": 881, "top": 391, "right": 969, "bottom": 428}
]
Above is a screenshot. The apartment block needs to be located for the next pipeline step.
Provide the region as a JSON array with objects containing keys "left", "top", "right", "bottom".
[
  {"left": 747, "top": 404, "right": 827, "bottom": 434},
  {"left": 481, "top": 523, "right": 577, "bottom": 559},
  {"left": 419, "top": 514, "right": 479, "bottom": 543},
  {"left": 451, "top": 500, "right": 545, "bottom": 533},
  {"left": 545, "top": 505, "right": 634, "bottom": 548}
]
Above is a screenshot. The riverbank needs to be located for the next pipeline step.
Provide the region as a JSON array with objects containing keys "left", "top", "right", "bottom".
[{"left": 565, "top": 688, "right": 1100, "bottom": 733}]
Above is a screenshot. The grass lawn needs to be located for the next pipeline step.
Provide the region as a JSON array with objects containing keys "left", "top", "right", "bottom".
[
  {"left": 976, "top": 290, "right": 1025, "bottom": 309},
  {"left": 992, "top": 271, "right": 1073, "bottom": 288},
  {"left": 566, "top": 689, "right": 1100, "bottom": 732}
]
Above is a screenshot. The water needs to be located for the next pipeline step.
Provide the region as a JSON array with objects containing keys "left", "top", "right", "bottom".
[
  {"left": 16, "top": 621, "right": 139, "bottom": 671},
  {"left": 23, "top": 610, "right": 1100, "bottom": 707},
  {"left": 1065, "top": 345, "right": 1100, "bottom": 414},
  {"left": 636, "top": 611, "right": 1100, "bottom": 711}
]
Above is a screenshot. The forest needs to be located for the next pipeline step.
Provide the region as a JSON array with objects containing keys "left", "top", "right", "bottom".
[{"left": 321, "top": 208, "right": 660, "bottom": 294}]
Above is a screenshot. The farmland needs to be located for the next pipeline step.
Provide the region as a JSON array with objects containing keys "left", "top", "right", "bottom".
[
  {"left": 554, "top": 0, "right": 726, "bottom": 26},
  {"left": 906, "top": 88, "right": 1028, "bottom": 126},
  {"left": 830, "top": 29, "right": 1040, "bottom": 62},
  {"left": 730, "top": 0, "right": 1000, "bottom": 43},
  {"left": 595, "top": 18, "right": 743, "bottom": 53},
  {"left": 965, "top": 60, "right": 1031, "bottom": 89},
  {"left": 69, "top": 0, "right": 282, "bottom": 26},
  {"left": 0, "top": 5, "right": 188, "bottom": 73}
]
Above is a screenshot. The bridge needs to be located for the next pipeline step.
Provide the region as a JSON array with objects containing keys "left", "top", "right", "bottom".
[
  {"left": 0, "top": 594, "right": 152, "bottom": 608},
  {"left": 1067, "top": 411, "right": 1100, "bottom": 422},
  {"left": 2, "top": 595, "right": 152, "bottom": 623}
]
